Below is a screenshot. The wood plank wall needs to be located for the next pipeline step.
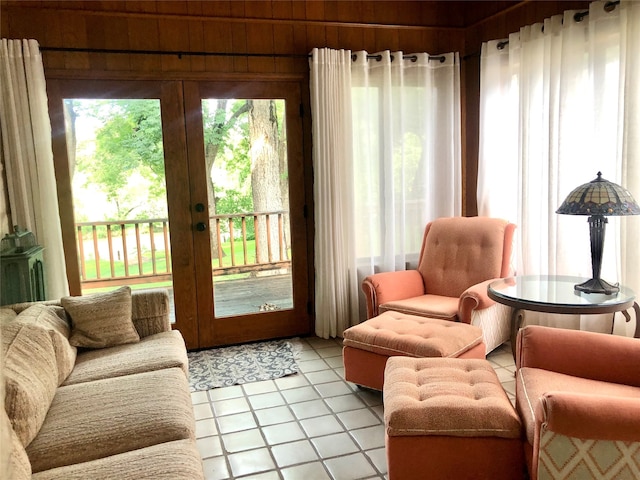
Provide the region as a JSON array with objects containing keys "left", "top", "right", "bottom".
[{"left": 0, "top": 0, "right": 591, "bottom": 218}]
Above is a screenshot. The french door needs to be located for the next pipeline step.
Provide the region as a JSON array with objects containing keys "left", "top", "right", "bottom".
[{"left": 47, "top": 78, "right": 312, "bottom": 349}]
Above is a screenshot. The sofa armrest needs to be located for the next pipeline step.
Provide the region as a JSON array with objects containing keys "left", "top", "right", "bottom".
[
  {"left": 516, "top": 325, "right": 640, "bottom": 387},
  {"left": 533, "top": 391, "right": 640, "bottom": 480},
  {"left": 458, "top": 278, "right": 498, "bottom": 324},
  {"left": 361, "top": 270, "right": 425, "bottom": 318},
  {"left": 131, "top": 289, "right": 171, "bottom": 337}
]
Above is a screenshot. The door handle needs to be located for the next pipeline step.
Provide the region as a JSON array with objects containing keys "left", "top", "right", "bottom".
[{"left": 196, "top": 222, "right": 207, "bottom": 232}]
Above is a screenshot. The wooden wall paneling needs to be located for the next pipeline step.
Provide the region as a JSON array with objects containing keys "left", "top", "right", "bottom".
[
  {"left": 185, "top": 2, "right": 205, "bottom": 72},
  {"left": 230, "top": 2, "right": 249, "bottom": 72},
  {"left": 373, "top": 2, "right": 398, "bottom": 26},
  {"left": 325, "top": 25, "right": 340, "bottom": 49},
  {"left": 158, "top": 18, "right": 190, "bottom": 72},
  {"left": 155, "top": 1, "right": 189, "bottom": 16},
  {"left": 362, "top": 28, "right": 376, "bottom": 53},
  {"left": 128, "top": 17, "right": 162, "bottom": 72},
  {"left": 335, "top": 1, "right": 361, "bottom": 24},
  {"left": 306, "top": 24, "right": 327, "bottom": 53},
  {"left": 338, "top": 25, "right": 365, "bottom": 53},
  {"left": 271, "top": 0, "right": 296, "bottom": 71},
  {"left": 272, "top": 4, "right": 297, "bottom": 73},
  {"left": 93, "top": 1, "right": 127, "bottom": 12},
  {"left": 305, "top": 1, "right": 325, "bottom": 22},
  {"left": 200, "top": 1, "right": 232, "bottom": 18},
  {"left": 4, "top": 5, "right": 44, "bottom": 40},
  {"left": 246, "top": 23, "right": 276, "bottom": 73},
  {"left": 271, "top": 0, "right": 292, "bottom": 23},
  {"left": 41, "top": 11, "right": 65, "bottom": 70},
  {"left": 322, "top": 1, "right": 338, "bottom": 22},
  {"left": 231, "top": 23, "right": 249, "bottom": 73},
  {"left": 394, "top": 1, "right": 425, "bottom": 27},
  {"left": 85, "top": 15, "right": 108, "bottom": 71},
  {"left": 244, "top": 0, "right": 274, "bottom": 19},
  {"left": 62, "top": 12, "right": 89, "bottom": 70},
  {"left": 104, "top": 17, "right": 131, "bottom": 72},
  {"left": 203, "top": 21, "right": 234, "bottom": 73},
  {"left": 373, "top": 27, "right": 400, "bottom": 53}
]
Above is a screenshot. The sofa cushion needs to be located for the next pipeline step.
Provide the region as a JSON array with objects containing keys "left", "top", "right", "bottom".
[
  {"left": 380, "top": 295, "right": 459, "bottom": 321},
  {"left": 0, "top": 307, "right": 17, "bottom": 324},
  {"left": 516, "top": 367, "right": 640, "bottom": 445},
  {"left": 2, "top": 322, "right": 58, "bottom": 447},
  {"left": 26, "top": 367, "right": 195, "bottom": 473},
  {"left": 62, "top": 286, "right": 140, "bottom": 348},
  {"left": 62, "top": 330, "right": 188, "bottom": 385},
  {"left": 13, "top": 305, "right": 77, "bottom": 384},
  {"left": 1, "top": 406, "right": 32, "bottom": 480},
  {"left": 31, "top": 439, "right": 203, "bottom": 480}
]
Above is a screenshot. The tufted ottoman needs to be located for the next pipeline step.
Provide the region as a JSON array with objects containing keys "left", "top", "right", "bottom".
[
  {"left": 342, "top": 311, "right": 485, "bottom": 390},
  {"left": 384, "top": 357, "right": 524, "bottom": 480}
]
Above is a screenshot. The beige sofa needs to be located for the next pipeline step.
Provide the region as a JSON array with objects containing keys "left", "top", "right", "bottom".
[{"left": 0, "top": 287, "right": 204, "bottom": 479}]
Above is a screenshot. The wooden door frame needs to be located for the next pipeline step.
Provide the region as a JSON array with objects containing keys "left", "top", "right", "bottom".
[
  {"left": 183, "top": 80, "right": 313, "bottom": 347},
  {"left": 46, "top": 78, "right": 201, "bottom": 349}
]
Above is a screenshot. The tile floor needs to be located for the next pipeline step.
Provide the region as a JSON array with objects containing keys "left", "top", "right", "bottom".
[{"left": 191, "top": 337, "right": 517, "bottom": 480}]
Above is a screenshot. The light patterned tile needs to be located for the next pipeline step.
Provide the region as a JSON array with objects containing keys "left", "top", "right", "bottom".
[
  {"left": 281, "top": 462, "right": 332, "bottom": 480},
  {"left": 202, "top": 455, "right": 229, "bottom": 480},
  {"left": 271, "top": 440, "right": 319, "bottom": 468},
  {"left": 323, "top": 453, "right": 377, "bottom": 480},
  {"left": 227, "top": 448, "right": 276, "bottom": 477},
  {"left": 311, "top": 432, "right": 359, "bottom": 458},
  {"left": 262, "top": 421, "right": 306, "bottom": 445}
]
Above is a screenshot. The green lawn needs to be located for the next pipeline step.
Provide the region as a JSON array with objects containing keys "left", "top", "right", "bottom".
[{"left": 81, "top": 239, "right": 257, "bottom": 281}]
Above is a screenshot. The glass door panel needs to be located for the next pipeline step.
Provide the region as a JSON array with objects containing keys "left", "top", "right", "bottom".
[
  {"left": 200, "top": 98, "right": 293, "bottom": 317},
  {"left": 62, "top": 98, "right": 174, "bottom": 314}
]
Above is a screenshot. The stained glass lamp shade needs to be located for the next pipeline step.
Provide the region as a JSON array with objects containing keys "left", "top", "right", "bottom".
[{"left": 556, "top": 172, "right": 640, "bottom": 294}]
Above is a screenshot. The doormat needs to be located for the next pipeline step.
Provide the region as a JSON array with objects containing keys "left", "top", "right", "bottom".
[{"left": 187, "top": 338, "right": 301, "bottom": 392}]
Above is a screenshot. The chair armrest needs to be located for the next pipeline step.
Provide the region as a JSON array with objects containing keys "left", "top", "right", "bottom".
[
  {"left": 458, "top": 279, "right": 498, "bottom": 324},
  {"left": 361, "top": 271, "right": 424, "bottom": 318},
  {"left": 131, "top": 289, "right": 171, "bottom": 337},
  {"left": 533, "top": 391, "right": 640, "bottom": 480},
  {"left": 516, "top": 325, "right": 640, "bottom": 387},
  {"left": 537, "top": 391, "right": 640, "bottom": 442}
]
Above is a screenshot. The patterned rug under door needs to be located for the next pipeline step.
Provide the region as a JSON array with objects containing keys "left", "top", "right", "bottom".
[{"left": 187, "top": 338, "right": 301, "bottom": 392}]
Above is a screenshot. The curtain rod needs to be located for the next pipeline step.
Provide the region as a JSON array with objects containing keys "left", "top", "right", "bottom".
[
  {"left": 40, "top": 46, "right": 311, "bottom": 59},
  {"left": 353, "top": 53, "right": 446, "bottom": 63},
  {"left": 496, "top": 0, "right": 620, "bottom": 50},
  {"left": 40, "top": 46, "right": 447, "bottom": 63}
]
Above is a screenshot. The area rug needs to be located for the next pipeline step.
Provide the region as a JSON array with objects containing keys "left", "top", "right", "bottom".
[{"left": 187, "top": 338, "right": 300, "bottom": 392}]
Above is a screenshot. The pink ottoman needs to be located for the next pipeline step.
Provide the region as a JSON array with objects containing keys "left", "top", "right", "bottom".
[
  {"left": 384, "top": 357, "right": 524, "bottom": 480},
  {"left": 342, "top": 311, "right": 485, "bottom": 390}
]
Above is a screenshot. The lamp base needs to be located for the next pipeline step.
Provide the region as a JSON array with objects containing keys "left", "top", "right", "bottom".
[{"left": 574, "top": 278, "right": 619, "bottom": 295}]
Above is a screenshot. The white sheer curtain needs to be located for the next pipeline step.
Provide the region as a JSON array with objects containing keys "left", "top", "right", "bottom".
[
  {"left": 0, "top": 39, "right": 68, "bottom": 299},
  {"left": 310, "top": 48, "right": 461, "bottom": 338},
  {"left": 478, "top": 0, "right": 640, "bottom": 335}
]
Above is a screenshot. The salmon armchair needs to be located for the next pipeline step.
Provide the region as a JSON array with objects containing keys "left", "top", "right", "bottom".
[
  {"left": 515, "top": 325, "right": 640, "bottom": 479},
  {"left": 361, "top": 216, "right": 515, "bottom": 353}
]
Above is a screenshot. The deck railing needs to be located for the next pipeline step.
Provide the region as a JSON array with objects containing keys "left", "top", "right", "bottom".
[{"left": 75, "top": 211, "right": 291, "bottom": 289}]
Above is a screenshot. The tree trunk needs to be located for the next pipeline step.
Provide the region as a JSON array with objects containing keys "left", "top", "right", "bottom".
[{"left": 249, "top": 100, "right": 283, "bottom": 263}]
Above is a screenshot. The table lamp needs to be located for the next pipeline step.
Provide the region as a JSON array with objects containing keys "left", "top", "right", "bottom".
[{"left": 556, "top": 172, "right": 640, "bottom": 295}]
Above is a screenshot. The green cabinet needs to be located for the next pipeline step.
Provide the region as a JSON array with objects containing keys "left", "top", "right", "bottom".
[{"left": 1, "top": 246, "right": 46, "bottom": 306}]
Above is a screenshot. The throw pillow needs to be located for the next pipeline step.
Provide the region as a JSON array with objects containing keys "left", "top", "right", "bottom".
[
  {"left": 2, "top": 322, "right": 58, "bottom": 447},
  {"left": 15, "top": 305, "right": 77, "bottom": 384},
  {"left": 62, "top": 286, "right": 140, "bottom": 349}
]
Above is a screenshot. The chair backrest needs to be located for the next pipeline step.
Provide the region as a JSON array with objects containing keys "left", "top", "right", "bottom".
[{"left": 417, "top": 216, "right": 515, "bottom": 298}]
